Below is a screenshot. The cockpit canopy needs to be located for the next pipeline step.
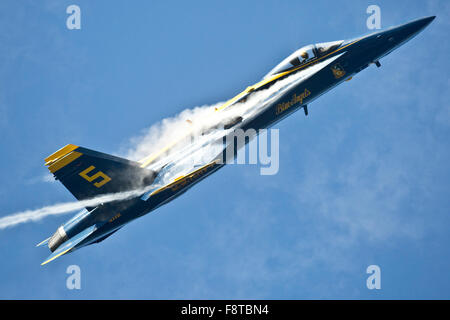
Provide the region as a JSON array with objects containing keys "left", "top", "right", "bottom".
[
  {"left": 264, "top": 40, "right": 344, "bottom": 79},
  {"left": 315, "top": 40, "right": 344, "bottom": 55}
]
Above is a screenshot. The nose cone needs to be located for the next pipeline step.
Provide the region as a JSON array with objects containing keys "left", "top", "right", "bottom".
[
  {"left": 383, "top": 16, "right": 435, "bottom": 45},
  {"left": 419, "top": 15, "right": 436, "bottom": 26},
  {"left": 396, "top": 16, "right": 436, "bottom": 39},
  {"left": 354, "top": 16, "right": 436, "bottom": 61},
  {"left": 381, "top": 16, "right": 435, "bottom": 53}
]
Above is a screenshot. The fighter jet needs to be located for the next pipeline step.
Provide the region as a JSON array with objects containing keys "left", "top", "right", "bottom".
[{"left": 37, "top": 16, "right": 435, "bottom": 265}]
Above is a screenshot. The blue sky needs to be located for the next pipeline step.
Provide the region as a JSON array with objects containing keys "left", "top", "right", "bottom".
[{"left": 0, "top": 0, "right": 449, "bottom": 299}]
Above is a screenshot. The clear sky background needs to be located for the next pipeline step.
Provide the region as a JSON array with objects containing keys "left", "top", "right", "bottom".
[{"left": 0, "top": 0, "right": 449, "bottom": 299}]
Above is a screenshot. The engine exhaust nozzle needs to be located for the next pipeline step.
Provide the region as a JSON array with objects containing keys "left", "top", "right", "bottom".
[{"left": 48, "top": 226, "right": 68, "bottom": 252}]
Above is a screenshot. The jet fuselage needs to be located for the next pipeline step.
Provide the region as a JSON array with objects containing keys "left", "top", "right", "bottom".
[{"left": 40, "top": 16, "right": 435, "bottom": 264}]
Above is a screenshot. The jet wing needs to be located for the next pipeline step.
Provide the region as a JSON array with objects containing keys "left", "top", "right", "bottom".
[
  {"left": 41, "top": 225, "right": 97, "bottom": 266},
  {"left": 141, "top": 160, "right": 220, "bottom": 201}
]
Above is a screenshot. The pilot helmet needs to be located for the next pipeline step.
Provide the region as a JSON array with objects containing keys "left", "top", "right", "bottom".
[{"left": 300, "top": 51, "right": 309, "bottom": 60}]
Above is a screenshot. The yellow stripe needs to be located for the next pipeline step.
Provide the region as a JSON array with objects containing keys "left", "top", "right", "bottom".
[
  {"left": 139, "top": 137, "right": 187, "bottom": 168},
  {"left": 45, "top": 144, "right": 79, "bottom": 165},
  {"left": 150, "top": 160, "right": 218, "bottom": 196},
  {"left": 48, "top": 151, "right": 83, "bottom": 173},
  {"left": 40, "top": 248, "right": 71, "bottom": 266},
  {"left": 213, "top": 88, "right": 254, "bottom": 113},
  {"left": 138, "top": 39, "right": 361, "bottom": 166},
  {"left": 215, "top": 39, "right": 361, "bottom": 112}
]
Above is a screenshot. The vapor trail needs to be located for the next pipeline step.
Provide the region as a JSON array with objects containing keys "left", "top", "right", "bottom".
[
  {"left": 127, "top": 54, "right": 337, "bottom": 165},
  {"left": 0, "top": 187, "right": 152, "bottom": 230},
  {"left": 2, "top": 59, "right": 330, "bottom": 231},
  {"left": 126, "top": 58, "right": 332, "bottom": 175}
]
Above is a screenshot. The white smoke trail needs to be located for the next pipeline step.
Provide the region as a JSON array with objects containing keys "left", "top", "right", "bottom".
[
  {"left": 125, "top": 102, "right": 225, "bottom": 162},
  {"left": 125, "top": 64, "right": 316, "bottom": 168},
  {"left": 0, "top": 187, "right": 153, "bottom": 230},
  {"left": 1, "top": 56, "right": 338, "bottom": 230},
  {"left": 126, "top": 56, "right": 336, "bottom": 174}
]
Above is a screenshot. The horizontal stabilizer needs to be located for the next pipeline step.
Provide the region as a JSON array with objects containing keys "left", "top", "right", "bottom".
[{"left": 41, "top": 225, "right": 96, "bottom": 266}]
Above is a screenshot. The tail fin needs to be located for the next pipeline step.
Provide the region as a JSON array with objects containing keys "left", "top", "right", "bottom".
[{"left": 45, "top": 144, "right": 156, "bottom": 202}]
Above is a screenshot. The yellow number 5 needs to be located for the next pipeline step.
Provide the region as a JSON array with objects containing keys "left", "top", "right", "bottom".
[{"left": 79, "top": 165, "right": 111, "bottom": 188}]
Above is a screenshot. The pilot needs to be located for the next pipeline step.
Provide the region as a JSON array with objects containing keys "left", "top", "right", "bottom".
[{"left": 300, "top": 51, "right": 309, "bottom": 61}]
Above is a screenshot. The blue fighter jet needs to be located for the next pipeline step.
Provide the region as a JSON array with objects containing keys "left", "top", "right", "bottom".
[{"left": 37, "top": 16, "right": 435, "bottom": 265}]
